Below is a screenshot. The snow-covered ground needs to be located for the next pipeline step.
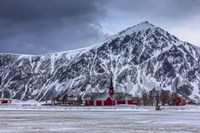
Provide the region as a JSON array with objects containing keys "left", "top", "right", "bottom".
[
  {"left": 1, "top": 100, "right": 200, "bottom": 111},
  {"left": 0, "top": 101, "right": 200, "bottom": 133},
  {"left": 0, "top": 108, "right": 200, "bottom": 133}
]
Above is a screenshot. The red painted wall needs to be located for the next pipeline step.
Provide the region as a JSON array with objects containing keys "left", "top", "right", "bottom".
[
  {"left": 85, "top": 101, "right": 89, "bottom": 106},
  {"left": 90, "top": 101, "right": 94, "bottom": 106},
  {"left": 128, "top": 101, "right": 138, "bottom": 105},
  {"left": 96, "top": 101, "right": 102, "bottom": 106},
  {"left": 104, "top": 97, "right": 113, "bottom": 106},
  {"left": 85, "top": 101, "right": 94, "bottom": 106},
  {"left": 85, "top": 100, "right": 139, "bottom": 106},
  {"left": 117, "top": 101, "right": 125, "bottom": 104}
]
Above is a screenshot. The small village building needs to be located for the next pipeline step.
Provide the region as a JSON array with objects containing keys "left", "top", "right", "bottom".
[
  {"left": 0, "top": 98, "right": 11, "bottom": 104},
  {"left": 84, "top": 78, "right": 137, "bottom": 106},
  {"left": 51, "top": 93, "right": 82, "bottom": 106},
  {"left": 149, "top": 89, "right": 186, "bottom": 106}
]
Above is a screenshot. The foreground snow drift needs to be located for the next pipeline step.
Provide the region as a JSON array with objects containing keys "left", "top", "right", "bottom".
[
  {"left": 0, "top": 109, "right": 200, "bottom": 133},
  {"left": 1, "top": 101, "right": 200, "bottom": 133}
]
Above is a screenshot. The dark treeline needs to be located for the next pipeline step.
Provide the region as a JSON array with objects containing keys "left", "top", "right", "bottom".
[{"left": 140, "top": 89, "right": 187, "bottom": 106}]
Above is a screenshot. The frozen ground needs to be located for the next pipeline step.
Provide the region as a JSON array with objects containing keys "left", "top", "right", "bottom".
[{"left": 0, "top": 103, "right": 200, "bottom": 133}]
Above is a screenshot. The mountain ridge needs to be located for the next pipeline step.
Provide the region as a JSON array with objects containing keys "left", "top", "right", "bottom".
[{"left": 1, "top": 21, "right": 200, "bottom": 101}]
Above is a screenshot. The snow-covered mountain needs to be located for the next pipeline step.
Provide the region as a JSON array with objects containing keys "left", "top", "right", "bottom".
[{"left": 1, "top": 21, "right": 200, "bottom": 101}]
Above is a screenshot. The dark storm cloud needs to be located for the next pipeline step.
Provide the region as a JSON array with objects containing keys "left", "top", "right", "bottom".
[
  {"left": 0, "top": 0, "right": 105, "bottom": 21},
  {"left": 0, "top": 0, "right": 107, "bottom": 54},
  {"left": 1, "top": 0, "right": 200, "bottom": 54}
]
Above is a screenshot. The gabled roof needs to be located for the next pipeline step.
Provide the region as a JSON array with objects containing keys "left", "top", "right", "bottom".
[
  {"left": 83, "top": 92, "right": 108, "bottom": 101},
  {"left": 83, "top": 91, "right": 132, "bottom": 101},
  {"left": 113, "top": 92, "right": 132, "bottom": 101}
]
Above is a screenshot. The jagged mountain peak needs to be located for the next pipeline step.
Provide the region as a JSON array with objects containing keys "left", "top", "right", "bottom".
[
  {"left": 104, "top": 21, "right": 182, "bottom": 60},
  {"left": 107, "top": 21, "right": 180, "bottom": 48},
  {"left": 117, "top": 21, "right": 156, "bottom": 35}
]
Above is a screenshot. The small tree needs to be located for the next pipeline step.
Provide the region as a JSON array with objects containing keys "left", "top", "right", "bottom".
[
  {"left": 132, "top": 97, "right": 141, "bottom": 105},
  {"left": 76, "top": 95, "right": 83, "bottom": 106},
  {"left": 160, "top": 90, "right": 171, "bottom": 106},
  {"left": 168, "top": 92, "right": 179, "bottom": 106},
  {"left": 61, "top": 94, "right": 68, "bottom": 104},
  {"left": 141, "top": 90, "right": 149, "bottom": 105},
  {"left": 148, "top": 90, "right": 154, "bottom": 106}
]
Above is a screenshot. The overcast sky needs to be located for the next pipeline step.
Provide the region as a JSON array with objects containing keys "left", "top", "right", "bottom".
[{"left": 0, "top": 0, "right": 200, "bottom": 55}]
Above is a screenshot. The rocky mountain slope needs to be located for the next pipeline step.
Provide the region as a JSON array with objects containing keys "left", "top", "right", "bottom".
[{"left": 1, "top": 21, "right": 200, "bottom": 101}]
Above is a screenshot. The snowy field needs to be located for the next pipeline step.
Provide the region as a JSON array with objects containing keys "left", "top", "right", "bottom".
[{"left": 0, "top": 101, "right": 200, "bottom": 133}]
